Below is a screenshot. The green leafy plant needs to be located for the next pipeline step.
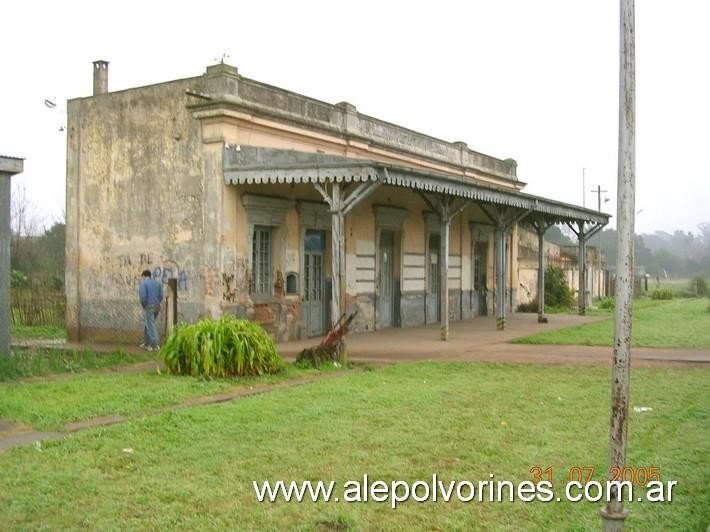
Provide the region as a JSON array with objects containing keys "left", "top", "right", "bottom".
[
  {"left": 515, "top": 300, "right": 538, "bottom": 313},
  {"left": 651, "top": 288, "right": 674, "bottom": 300},
  {"left": 545, "top": 266, "right": 575, "bottom": 308},
  {"left": 689, "top": 276, "right": 707, "bottom": 297},
  {"left": 162, "top": 316, "right": 284, "bottom": 377},
  {"left": 598, "top": 297, "right": 615, "bottom": 310},
  {"left": 10, "top": 270, "right": 29, "bottom": 289}
]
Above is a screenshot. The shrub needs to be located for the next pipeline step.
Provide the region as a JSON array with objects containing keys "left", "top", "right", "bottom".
[
  {"left": 598, "top": 297, "right": 615, "bottom": 310},
  {"left": 10, "top": 270, "right": 29, "bottom": 289},
  {"left": 545, "top": 266, "right": 575, "bottom": 308},
  {"left": 651, "top": 288, "right": 674, "bottom": 300},
  {"left": 516, "top": 300, "right": 538, "bottom": 313},
  {"left": 689, "top": 276, "right": 708, "bottom": 297},
  {"left": 162, "top": 316, "right": 283, "bottom": 377}
]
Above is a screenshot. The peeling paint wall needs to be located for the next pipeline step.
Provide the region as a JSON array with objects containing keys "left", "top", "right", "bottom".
[{"left": 66, "top": 76, "right": 210, "bottom": 341}]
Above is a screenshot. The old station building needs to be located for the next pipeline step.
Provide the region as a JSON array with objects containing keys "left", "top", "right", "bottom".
[{"left": 65, "top": 61, "right": 609, "bottom": 343}]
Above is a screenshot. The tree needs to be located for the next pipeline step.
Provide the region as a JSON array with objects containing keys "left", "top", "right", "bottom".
[
  {"left": 545, "top": 225, "right": 575, "bottom": 246},
  {"left": 10, "top": 184, "right": 43, "bottom": 274},
  {"left": 545, "top": 266, "right": 574, "bottom": 308},
  {"left": 9, "top": 184, "right": 66, "bottom": 289},
  {"left": 36, "top": 222, "right": 65, "bottom": 285}
]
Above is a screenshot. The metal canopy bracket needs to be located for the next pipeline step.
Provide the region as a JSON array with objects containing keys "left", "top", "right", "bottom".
[
  {"left": 312, "top": 177, "right": 382, "bottom": 361},
  {"left": 567, "top": 220, "right": 606, "bottom": 316},
  {"left": 478, "top": 203, "right": 526, "bottom": 331},
  {"left": 418, "top": 193, "right": 471, "bottom": 341},
  {"left": 530, "top": 216, "right": 556, "bottom": 323}
]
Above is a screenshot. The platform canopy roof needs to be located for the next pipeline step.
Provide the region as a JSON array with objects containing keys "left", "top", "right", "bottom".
[{"left": 224, "top": 146, "right": 610, "bottom": 226}]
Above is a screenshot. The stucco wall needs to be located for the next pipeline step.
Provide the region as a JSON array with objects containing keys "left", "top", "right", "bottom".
[
  {"left": 66, "top": 76, "right": 212, "bottom": 341},
  {"left": 516, "top": 227, "right": 607, "bottom": 307}
]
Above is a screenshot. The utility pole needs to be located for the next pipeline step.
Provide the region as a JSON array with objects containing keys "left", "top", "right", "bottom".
[
  {"left": 590, "top": 185, "right": 608, "bottom": 301},
  {"left": 601, "top": 0, "right": 635, "bottom": 530},
  {"left": 591, "top": 185, "right": 609, "bottom": 213},
  {"left": 582, "top": 167, "right": 586, "bottom": 208}
]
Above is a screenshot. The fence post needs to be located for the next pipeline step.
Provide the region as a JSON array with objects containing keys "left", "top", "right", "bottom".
[
  {"left": 1, "top": 157, "right": 24, "bottom": 357},
  {"left": 167, "top": 278, "right": 178, "bottom": 335}
]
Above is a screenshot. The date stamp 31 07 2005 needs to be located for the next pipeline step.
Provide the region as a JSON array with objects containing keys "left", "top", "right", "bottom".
[{"left": 530, "top": 465, "right": 677, "bottom": 503}]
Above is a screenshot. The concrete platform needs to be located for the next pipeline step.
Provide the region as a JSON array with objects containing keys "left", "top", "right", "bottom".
[
  {"left": 280, "top": 313, "right": 710, "bottom": 368},
  {"left": 12, "top": 313, "right": 710, "bottom": 368}
]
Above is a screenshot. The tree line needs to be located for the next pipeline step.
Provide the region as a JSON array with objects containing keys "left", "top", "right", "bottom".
[
  {"left": 545, "top": 223, "right": 710, "bottom": 278},
  {"left": 10, "top": 185, "right": 64, "bottom": 291}
]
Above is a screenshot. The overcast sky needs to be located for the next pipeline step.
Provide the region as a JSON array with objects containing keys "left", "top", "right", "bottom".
[{"left": 2, "top": 0, "right": 708, "bottom": 235}]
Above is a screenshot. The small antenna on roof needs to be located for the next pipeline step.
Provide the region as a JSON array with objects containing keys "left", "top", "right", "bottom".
[{"left": 214, "top": 53, "right": 230, "bottom": 64}]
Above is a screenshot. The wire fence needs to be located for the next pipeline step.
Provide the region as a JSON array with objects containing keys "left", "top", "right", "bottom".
[
  {"left": 11, "top": 289, "right": 66, "bottom": 327},
  {"left": 9, "top": 281, "right": 179, "bottom": 349}
]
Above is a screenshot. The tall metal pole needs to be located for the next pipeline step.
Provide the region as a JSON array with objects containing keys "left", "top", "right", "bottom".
[
  {"left": 537, "top": 226, "right": 546, "bottom": 323},
  {"left": 578, "top": 222, "right": 587, "bottom": 315},
  {"left": 591, "top": 185, "right": 608, "bottom": 300},
  {"left": 495, "top": 225, "right": 506, "bottom": 330},
  {"left": 330, "top": 183, "right": 343, "bottom": 357},
  {"left": 602, "top": 0, "right": 635, "bottom": 529},
  {"left": 440, "top": 205, "right": 450, "bottom": 340}
]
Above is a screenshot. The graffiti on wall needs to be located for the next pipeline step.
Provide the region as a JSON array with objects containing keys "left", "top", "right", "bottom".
[{"left": 102, "top": 253, "right": 189, "bottom": 292}]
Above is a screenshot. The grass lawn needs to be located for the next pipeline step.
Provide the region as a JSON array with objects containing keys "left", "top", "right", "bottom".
[
  {"left": 513, "top": 298, "right": 710, "bottom": 349},
  {"left": 0, "top": 362, "right": 707, "bottom": 530},
  {"left": 0, "top": 361, "right": 334, "bottom": 431},
  {"left": 0, "top": 348, "right": 157, "bottom": 381},
  {"left": 11, "top": 324, "right": 68, "bottom": 340}
]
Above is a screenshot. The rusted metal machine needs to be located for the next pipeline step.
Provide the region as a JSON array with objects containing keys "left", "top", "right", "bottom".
[{"left": 297, "top": 310, "right": 358, "bottom": 367}]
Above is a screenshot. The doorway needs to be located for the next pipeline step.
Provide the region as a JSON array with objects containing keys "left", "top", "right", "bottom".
[
  {"left": 426, "top": 233, "right": 441, "bottom": 323},
  {"left": 303, "top": 230, "right": 326, "bottom": 337},
  {"left": 378, "top": 230, "right": 395, "bottom": 327},
  {"left": 474, "top": 241, "right": 488, "bottom": 316}
]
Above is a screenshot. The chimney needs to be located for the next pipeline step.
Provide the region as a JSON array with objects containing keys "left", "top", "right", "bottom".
[{"left": 93, "top": 60, "right": 109, "bottom": 95}]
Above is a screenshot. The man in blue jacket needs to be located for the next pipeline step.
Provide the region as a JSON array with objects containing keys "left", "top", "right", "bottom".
[{"left": 138, "top": 270, "right": 163, "bottom": 351}]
